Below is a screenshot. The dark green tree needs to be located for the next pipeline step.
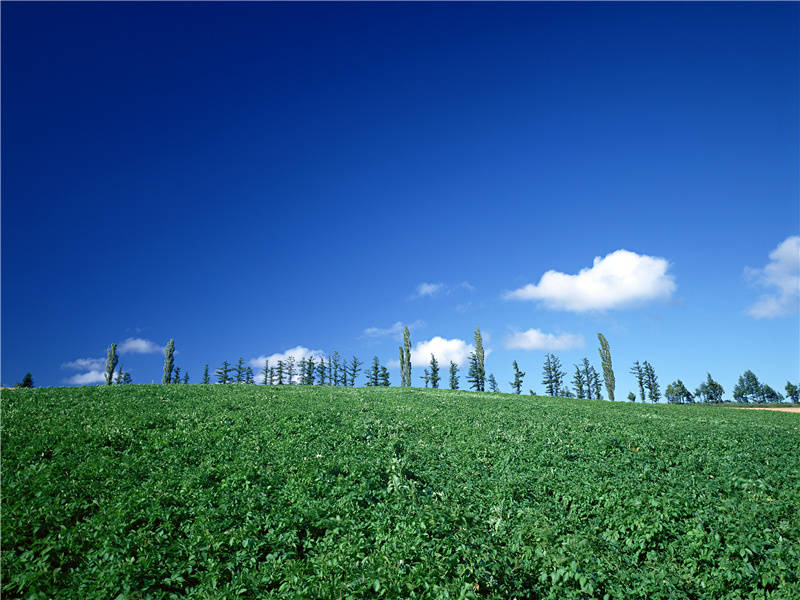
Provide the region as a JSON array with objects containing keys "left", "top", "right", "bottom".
[
  {"left": 510, "top": 360, "right": 525, "bottom": 394},
  {"left": 398, "top": 346, "right": 406, "bottom": 387},
  {"left": 245, "top": 366, "right": 254, "bottom": 384},
  {"left": 642, "top": 361, "right": 659, "bottom": 403},
  {"left": 597, "top": 333, "right": 615, "bottom": 401},
  {"left": 572, "top": 365, "right": 586, "bottom": 399},
  {"left": 173, "top": 367, "right": 181, "bottom": 384},
  {"left": 665, "top": 380, "right": 693, "bottom": 404},
  {"left": 16, "top": 373, "right": 34, "bottom": 388},
  {"left": 367, "top": 356, "right": 380, "bottom": 386},
  {"left": 403, "top": 327, "right": 412, "bottom": 387},
  {"left": 162, "top": 339, "right": 175, "bottom": 385},
  {"left": 449, "top": 361, "right": 459, "bottom": 390},
  {"left": 421, "top": 368, "right": 430, "bottom": 388},
  {"left": 630, "top": 361, "right": 645, "bottom": 403},
  {"left": 315, "top": 358, "right": 326, "bottom": 385},
  {"left": 786, "top": 381, "right": 799, "bottom": 404},
  {"left": 467, "top": 352, "right": 482, "bottom": 391},
  {"left": 542, "top": 354, "right": 565, "bottom": 397},
  {"left": 347, "top": 356, "right": 362, "bottom": 387},
  {"left": 183, "top": 371, "right": 190, "bottom": 384},
  {"left": 261, "top": 360, "right": 270, "bottom": 385},
  {"left": 286, "top": 356, "right": 296, "bottom": 385},
  {"left": 696, "top": 373, "right": 724, "bottom": 403},
  {"left": 590, "top": 367, "right": 603, "bottom": 400},
  {"left": 276, "top": 360, "right": 285, "bottom": 385},
  {"left": 473, "top": 327, "right": 486, "bottom": 391},
  {"left": 761, "top": 384, "right": 783, "bottom": 403},
  {"left": 115, "top": 363, "right": 124, "bottom": 385},
  {"left": 627, "top": 391, "right": 636, "bottom": 402},
  {"left": 202, "top": 364, "right": 210, "bottom": 384},
  {"left": 487, "top": 373, "right": 499, "bottom": 393},
  {"left": 216, "top": 361, "right": 231, "bottom": 384},
  {"left": 429, "top": 354, "right": 440, "bottom": 389},
  {"left": 733, "top": 370, "right": 762, "bottom": 403},
  {"left": 122, "top": 371, "right": 133, "bottom": 385},
  {"left": 234, "top": 357, "right": 246, "bottom": 384},
  {"left": 105, "top": 343, "right": 119, "bottom": 386},
  {"left": 379, "top": 365, "right": 390, "bottom": 386},
  {"left": 305, "top": 357, "right": 316, "bottom": 385}
]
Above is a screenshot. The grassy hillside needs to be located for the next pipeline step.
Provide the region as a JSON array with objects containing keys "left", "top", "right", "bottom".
[{"left": 3, "top": 385, "right": 798, "bottom": 599}]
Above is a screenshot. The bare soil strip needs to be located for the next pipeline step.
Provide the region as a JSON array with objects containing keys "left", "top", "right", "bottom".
[{"left": 731, "top": 406, "right": 800, "bottom": 413}]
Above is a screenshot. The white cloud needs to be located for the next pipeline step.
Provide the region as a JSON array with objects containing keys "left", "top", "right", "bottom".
[
  {"left": 745, "top": 235, "right": 800, "bottom": 318},
  {"left": 504, "top": 250, "right": 676, "bottom": 312},
  {"left": 118, "top": 337, "right": 162, "bottom": 354},
  {"left": 62, "top": 357, "right": 105, "bottom": 371},
  {"left": 249, "top": 345, "right": 325, "bottom": 383},
  {"left": 362, "top": 320, "right": 425, "bottom": 339},
  {"left": 414, "top": 282, "right": 445, "bottom": 298},
  {"left": 504, "top": 328, "right": 584, "bottom": 351},
  {"left": 409, "top": 336, "right": 475, "bottom": 368},
  {"left": 65, "top": 370, "right": 107, "bottom": 385}
]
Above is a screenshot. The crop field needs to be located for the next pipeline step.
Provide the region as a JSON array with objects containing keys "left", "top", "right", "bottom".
[{"left": 3, "top": 385, "right": 799, "bottom": 599}]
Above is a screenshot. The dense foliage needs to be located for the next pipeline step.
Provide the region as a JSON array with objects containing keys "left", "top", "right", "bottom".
[{"left": 4, "top": 385, "right": 799, "bottom": 599}]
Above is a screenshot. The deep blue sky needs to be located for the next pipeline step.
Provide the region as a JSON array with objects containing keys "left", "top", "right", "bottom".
[{"left": 3, "top": 2, "right": 798, "bottom": 397}]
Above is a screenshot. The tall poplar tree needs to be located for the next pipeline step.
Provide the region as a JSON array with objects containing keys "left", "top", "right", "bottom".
[
  {"left": 510, "top": 360, "right": 525, "bottom": 394},
  {"left": 403, "top": 326, "right": 412, "bottom": 387},
  {"left": 399, "top": 346, "right": 406, "bottom": 387},
  {"left": 597, "top": 333, "right": 615, "bottom": 401},
  {"left": 105, "top": 343, "right": 119, "bottom": 386},
  {"left": 162, "top": 339, "right": 175, "bottom": 384},
  {"left": 449, "top": 361, "right": 459, "bottom": 390},
  {"left": 473, "top": 327, "right": 485, "bottom": 391}
]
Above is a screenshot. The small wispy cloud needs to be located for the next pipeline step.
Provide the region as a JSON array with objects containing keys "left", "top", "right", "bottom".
[
  {"left": 62, "top": 357, "right": 105, "bottom": 371},
  {"left": 412, "top": 281, "right": 474, "bottom": 299},
  {"left": 744, "top": 235, "right": 800, "bottom": 319},
  {"left": 362, "top": 320, "right": 425, "bottom": 339},
  {"left": 65, "top": 370, "right": 107, "bottom": 385},
  {"left": 504, "top": 328, "right": 584, "bottom": 351}
]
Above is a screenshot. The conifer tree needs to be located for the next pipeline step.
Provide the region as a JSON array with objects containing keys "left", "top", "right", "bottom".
[
  {"left": 285, "top": 356, "right": 296, "bottom": 385},
  {"left": 510, "top": 360, "right": 525, "bottom": 394},
  {"left": 298, "top": 358, "right": 307, "bottom": 383},
  {"left": 786, "top": 381, "right": 799, "bottom": 404},
  {"left": 627, "top": 392, "right": 636, "bottom": 402},
  {"left": 542, "top": 354, "right": 555, "bottom": 396},
  {"left": 162, "top": 339, "right": 175, "bottom": 385},
  {"left": 330, "top": 352, "right": 342, "bottom": 386},
  {"left": 261, "top": 360, "right": 270, "bottom": 385},
  {"left": 467, "top": 352, "right": 482, "bottom": 391},
  {"left": 572, "top": 365, "right": 586, "bottom": 399},
  {"left": 487, "top": 373, "right": 499, "bottom": 392},
  {"left": 269, "top": 367, "right": 275, "bottom": 385},
  {"left": 122, "top": 371, "right": 133, "bottom": 385},
  {"left": 315, "top": 358, "right": 326, "bottom": 385},
  {"left": 367, "top": 356, "right": 380, "bottom": 386},
  {"left": 347, "top": 356, "right": 362, "bottom": 387},
  {"left": 449, "top": 361, "right": 459, "bottom": 390},
  {"left": 421, "top": 368, "right": 430, "bottom": 387},
  {"left": 327, "top": 353, "right": 334, "bottom": 385},
  {"left": 429, "top": 354, "right": 440, "bottom": 389},
  {"left": 597, "top": 333, "right": 615, "bottom": 401},
  {"left": 379, "top": 365, "right": 390, "bottom": 386},
  {"left": 630, "top": 361, "right": 645, "bottom": 403},
  {"left": 244, "top": 366, "right": 253, "bottom": 384},
  {"left": 105, "top": 343, "right": 119, "bottom": 386},
  {"left": 183, "top": 371, "right": 190, "bottom": 384},
  {"left": 115, "top": 363, "right": 124, "bottom": 385},
  {"left": 305, "top": 357, "right": 315, "bottom": 385},
  {"left": 173, "top": 367, "right": 181, "bottom": 384},
  {"left": 216, "top": 361, "right": 231, "bottom": 384},
  {"left": 642, "top": 361, "right": 660, "bottom": 403},
  {"left": 234, "top": 357, "right": 245, "bottom": 384},
  {"left": 202, "top": 364, "right": 210, "bottom": 384},
  {"left": 16, "top": 373, "right": 34, "bottom": 388},
  {"left": 473, "top": 327, "right": 485, "bottom": 391},
  {"left": 403, "top": 327, "right": 412, "bottom": 387},
  {"left": 276, "top": 361, "right": 285, "bottom": 385},
  {"left": 591, "top": 368, "right": 603, "bottom": 400},
  {"left": 542, "top": 354, "right": 565, "bottom": 396}
]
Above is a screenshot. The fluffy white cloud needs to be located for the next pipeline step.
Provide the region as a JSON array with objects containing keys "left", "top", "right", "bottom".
[
  {"left": 62, "top": 357, "right": 105, "bottom": 371},
  {"left": 504, "top": 328, "right": 584, "bottom": 351},
  {"left": 118, "top": 337, "right": 162, "bottom": 354},
  {"left": 362, "top": 320, "right": 425, "bottom": 339},
  {"left": 65, "top": 370, "right": 107, "bottom": 385},
  {"left": 409, "top": 336, "right": 475, "bottom": 368},
  {"left": 414, "top": 282, "right": 445, "bottom": 298},
  {"left": 745, "top": 235, "right": 800, "bottom": 318},
  {"left": 505, "top": 250, "right": 676, "bottom": 311},
  {"left": 249, "top": 345, "right": 324, "bottom": 383}
]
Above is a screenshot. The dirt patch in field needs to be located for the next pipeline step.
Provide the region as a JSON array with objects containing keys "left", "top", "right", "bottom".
[{"left": 731, "top": 406, "right": 800, "bottom": 413}]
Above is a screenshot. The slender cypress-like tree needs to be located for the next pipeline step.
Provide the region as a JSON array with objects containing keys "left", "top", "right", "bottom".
[
  {"left": 487, "top": 373, "right": 499, "bottom": 392},
  {"left": 162, "top": 339, "right": 175, "bottom": 384},
  {"left": 473, "top": 327, "right": 485, "bottom": 391},
  {"left": 597, "top": 333, "right": 615, "bottom": 401},
  {"left": 202, "top": 364, "right": 210, "bottom": 384},
  {"left": 276, "top": 361, "right": 285, "bottom": 385},
  {"left": 398, "top": 346, "right": 406, "bottom": 387},
  {"left": 510, "top": 360, "right": 525, "bottom": 394},
  {"left": 183, "top": 371, "right": 190, "bottom": 384},
  {"left": 449, "top": 361, "right": 459, "bottom": 390},
  {"left": 429, "top": 355, "right": 440, "bottom": 389},
  {"left": 173, "top": 366, "right": 181, "bottom": 384},
  {"left": 261, "top": 360, "right": 270, "bottom": 385},
  {"left": 403, "top": 327, "right": 412, "bottom": 387},
  {"left": 542, "top": 354, "right": 554, "bottom": 396},
  {"left": 105, "top": 343, "right": 119, "bottom": 386},
  {"left": 630, "top": 361, "right": 645, "bottom": 403},
  {"left": 286, "top": 356, "right": 296, "bottom": 385}
]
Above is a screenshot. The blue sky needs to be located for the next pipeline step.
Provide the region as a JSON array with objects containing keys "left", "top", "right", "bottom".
[{"left": 2, "top": 2, "right": 798, "bottom": 398}]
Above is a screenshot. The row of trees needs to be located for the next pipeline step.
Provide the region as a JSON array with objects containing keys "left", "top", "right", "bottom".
[{"left": 93, "top": 333, "right": 798, "bottom": 405}]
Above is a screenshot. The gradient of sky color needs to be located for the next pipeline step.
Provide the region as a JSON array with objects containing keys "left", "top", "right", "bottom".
[{"left": 3, "top": 2, "right": 798, "bottom": 398}]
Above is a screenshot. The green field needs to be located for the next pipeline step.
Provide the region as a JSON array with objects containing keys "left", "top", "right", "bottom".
[{"left": 3, "top": 385, "right": 799, "bottom": 599}]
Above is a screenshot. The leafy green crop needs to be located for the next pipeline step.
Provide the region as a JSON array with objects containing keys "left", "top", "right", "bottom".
[{"left": 3, "top": 385, "right": 799, "bottom": 599}]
